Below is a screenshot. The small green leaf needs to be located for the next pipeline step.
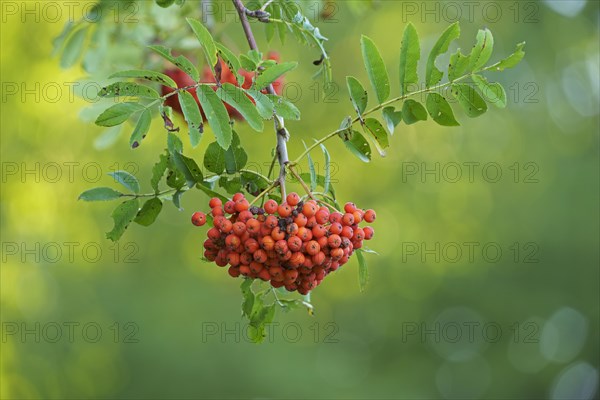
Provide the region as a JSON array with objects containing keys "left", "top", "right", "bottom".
[
  {"left": 203, "top": 141, "right": 226, "bottom": 174},
  {"left": 343, "top": 130, "right": 372, "bottom": 163},
  {"left": 186, "top": 18, "right": 218, "bottom": 69},
  {"left": 399, "top": 22, "right": 420, "bottom": 95},
  {"left": 451, "top": 83, "right": 488, "bottom": 117},
  {"left": 490, "top": 42, "right": 525, "bottom": 71},
  {"left": 167, "top": 132, "right": 183, "bottom": 154},
  {"left": 60, "top": 27, "right": 88, "bottom": 68},
  {"left": 106, "top": 199, "right": 139, "bottom": 241},
  {"left": 98, "top": 82, "right": 159, "bottom": 99},
  {"left": 426, "top": 22, "right": 460, "bottom": 87},
  {"left": 346, "top": 76, "right": 368, "bottom": 115},
  {"left": 197, "top": 85, "right": 232, "bottom": 149},
  {"left": 361, "top": 35, "right": 390, "bottom": 103},
  {"left": 216, "top": 42, "right": 243, "bottom": 85},
  {"left": 425, "top": 93, "right": 459, "bottom": 126},
  {"left": 155, "top": 0, "right": 176, "bottom": 7},
  {"left": 171, "top": 152, "right": 203, "bottom": 188},
  {"left": 448, "top": 48, "right": 470, "bottom": 81},
  {"left": 95, "top": 103, "right": 144, "bottom": 127},
  {"left": 303, "top": 141, "right": 317, "bottom": 191},
  {"left": 172, "top": 190, "right": 184, "bottom": 210},
  {"left": 130, "top": 109, "right": 152, "bottom": 148},
  {"left": 363, "top": 118, "right": 390, "bottom": 155},
  {"left": 178, "top": 90, "right": 203, "bottom": 147},
  {"left": 319, "top": 144, "right": 331, "bottom": 194},
  {"left": 402, "top": 99, "right": 428, "bottom": 124},
  {"left": 245, "top": 89, "right": 275, "bottom": 119},
  {"left": 241, "top": 279, "right": 255, "bottom": 318},
  {"left": 267, "top": 95, "right": 301, "bottom": 120},
  {"left": 239, "top": 54, "right": 257, "bottom": 72},
  {"left": 78, "top": 187, "right": 123, "bottom": 201},
  {"left": 224, "top": 131, "right": 248, "bottom": 174},
  {"left": 151, "top": 152, "right": 169, "bottom": 193},
  {"left": 356, "top": 249, "right": 368, "bottom": 293},
  {"left": 382, "top": 106, "right": 402, "bottom": 134},
  {"left": 109, "top": 69, "right": 177, "bottom": 88},
  {"left": 148, "top": 45, "right": 200, "bottom": 82},
  {"left": 108, "top": 170, "right": 140, "bottom": 193},
  {"left": 468, "top": 28, "right": 494, "bottom": 72},
  {"left": 220, "top": 177, "right": 242, "bottom": 194},
  {"left": 471, "top": 75, "right": 506, "bottom": 108},
  {"left": 166, "top": 168, "right": 186, "bottom": 190},
  {"left": 216, "top": 83, "right": 263, "bottom": 131},
  {"left": 134, "top": 198, "right": 163, "bottom": 226},
  {"left": 255, "top": 62, "right": 297, "bottom": 90}
]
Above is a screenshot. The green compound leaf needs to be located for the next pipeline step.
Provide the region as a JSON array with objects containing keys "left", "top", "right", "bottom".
[
  {"left": 361, "top": 35, "right": 390, "bottom": 103},
  {"left": 134, "top": 198, "right": 163, "bottom": 226},
  {"left": 490, "top": 42, "right": 526, "bottom": 71},
  {"left": 363, "top": 117, "right": 390, "bottom": 155},
  {"left": 346, "top": 76, "right": 368, "bottom": 115},
  {"left": 197, "top": 85, "right": 232, "bottom": 149},
  {"left": 399, "top": 22, "right": 420, "bottom": 95},
  {"left": 426, "top": 93, "right": 460, "bottom": 126},
  {"left": 151, "top": 152, "right": 169, "bottom": 193},
  {"left": 106, "top": 199, "right": 139, "bottom": 241},
  {"left": 78, "top": 187, "right": 123, "bottom": 201},
  {"left": 402, "top": 99, "right": 428, "bottom": 125},
  {"left": 186, "top": 18, "right": 218, "bottom": 70},
  {"left": 204, "top": 141, "right": 226, "bottom": 174},
  {"left": 426, "top": 22, "right": 460, "bottom": 87},
  {"left": 98, "top": 82, "right": 159, "bottom": 99},
  {"left": 451, "top": 83, "right": 488, "bottom": 117},
  {"left": 129, "top": 108, "right": 152, "bottom": 149},
  {"left": 254, "top": 62, "right": 297, "bottom": 90},
  {"left": 148, "top": 45, "right": 200, "bottom": 82},
  {"left": 108, "top": 170, "right": 140, "bottom": 193},
  {"left": 468, "top": 28, "right": 494, "bottom": 72},
  {"left": 95, "top": 102, "right": 144, "bottom": 127},
  {"left": 216, "top": 83, "right": 263, "bottom": 131},
  {"left": 471, "top": 74, "right": 507, "bottom": 108},
  {"left": 178, "top": 90, "right": 203, "bottom": 148},
  {"left": 109, "top": 69, "right": 177, "bottom": 88}
]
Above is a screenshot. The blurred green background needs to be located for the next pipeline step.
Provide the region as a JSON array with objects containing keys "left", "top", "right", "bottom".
[{"left": 1, "top": 0, "right": 598, "bottom": 399}]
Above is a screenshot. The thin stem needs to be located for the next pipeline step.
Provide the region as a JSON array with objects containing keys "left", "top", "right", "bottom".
[
  {"left": 287, "top": 164, "right": 317, "bottom": 202},
  {"left": 232, "top": 0, "right": 289, "bottom": 200},
  {"left": 121, "top": 187, "right": 183, "bottom": 199},
  {"left": 290, "top": 75, "right": 470, "bottom": 165}
]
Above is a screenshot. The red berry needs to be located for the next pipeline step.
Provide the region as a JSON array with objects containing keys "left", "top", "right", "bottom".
[
  {"left": 286, "top": 192, "right": 301, "bottom": 206},
  {"left": 344, "top": 202, "right": 357, "bottom": 213},
  {"left": 302, "top": 201, "right": 318, "bottom": 217},
  {"left": 209, "top": 197, "right": 222, "bottom": 208},
  {"left": 191, "top": 212, "right": 206, "bottom": 226},
  {"left": 363, "top": 226, "right": 374, "bottom": 240},
  {"left": 278, "top": 203, "right": 292, "bottom": 218},
  {"left": 364, "top": 209, "right": 376, "bottom": 223},
  {"left": 264, "top": 199, "right": 278, "bottom": 214}
]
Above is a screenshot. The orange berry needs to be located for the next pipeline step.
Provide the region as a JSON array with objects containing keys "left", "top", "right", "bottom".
[
  {"left": 312, "top": 224, "right": 327, "bottom": 238},
  {"left": 344, "top": 202, "right": 357, "bottom": 213},
  {"left": 315, "top": 210, "right": 329, "bottom": 224},
  {"left": 232, "top": 193, "right": 244, "bottom": 202},
  {"left": 286, "top": 222, "right": 299, "bottom": 236},
  {"left": 328, "top": 234, "right": 342, "bottom": 248},
  {"left": 278, "top": 203, "right": 292, "bottom": 218},
  {"left": 331, "top": 248, "right": 344, "bottom": 260},
  {"left": 284, "top": 269, "right": 299, "bottom": 282},
  {"left": 353, "top": 228, "right": 365, "bottom": 241},
  {"left": 297, "top": 226, "right": 313, "bottom": 242},
  {"left": 249, "top": 261, "right": 264, "bottom": 274},
  {"left": 264, "top": 199, "right": 278, "bottom": 214},
  {"left": 244, "top": 238, "right": 259, "bottom": 253},
  {"left": 364, "top": 209, "right": 376, "bottom": 223},
  {"left": 342, "top": 213, "right": 355, "bottom": 226},
  {"left": 306, "top": 240, "right": 320, "bottom": 256},
  {"left": 329, "top": 222, "right": 343, "bottom": 235},
  {"left": 209, "top": 197, "right": 222, "bottom": 208},
  {"left": 294, "top": 213, "right": 308, "bottom": 227},
  {"left": 246, "top": 218, "right": 260, "bottom": 234},
  {"left": 312, "top": 251, "right": 326, "bottom": 266},
  {"left": 302, "top": 201, "right": 318, "bottom": 217},
  {"left": 207, "top": 227, "right": 221, "bottom": 240},
  {"left": 225, "top": 234, "right": 240, "bottom": 250},
  {"left": 341, "top": 226, "right": 354, "bottom": 239},
  {"left": 228, "top": 266, "right": 240, "bottom": 277},
  {"left": 232, "top": 222, "right": 246, "bottom": 236},
  {"left": 212, "top": 207, "right": 224, "bottom": 217},
  {"left": 224, "top": 200, "right": 236, "bottom": 214},
  {"left": 286, "top": 192, "right": 300, "bottom": 206},
  {"left": 329, "top": 212, "right": 343, "bottom": 224},
  {"left": 264, "top": 215, "right": 278, "bottom": 229},
  {"left": 253, "top": 249, "right": 267, "bottom": 263},
  {"left": 274, "top": 239, "right": 288, "bottom": 254},
  {"left": 352, "top": 210, "right": 364, "bottom": 224},
  {"left": 235, "top": 198, "right": 250, "bottom": 212},
  {"left": 257, "top": 268, "right": 271, "bottom": 281},
  {"left": 288, "top": 236, "right": 303, "bottom": 252},
  {"left": 363, "top": 226, "right": 374, "bottom": 240},
  {"left": 271, "top": 226, "right": 285, "bottom": 241},
  {"left": 227, "top": 252, "right": 240, "bottom": 266},
  {"left": 191, "top": 212, "right": 206, "bottom": 226},
  {"left": 260, "top": 236, "right": 275, "bottom": 251}
]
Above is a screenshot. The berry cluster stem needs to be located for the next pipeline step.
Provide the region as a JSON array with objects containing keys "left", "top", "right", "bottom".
[{"left": 232, "top": 0, "right": 289, "bottom": 199}]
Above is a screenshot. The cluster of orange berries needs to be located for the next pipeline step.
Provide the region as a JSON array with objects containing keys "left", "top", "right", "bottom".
[{"left": 191, "top": 192, "right": 375, "bottom": 295}]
